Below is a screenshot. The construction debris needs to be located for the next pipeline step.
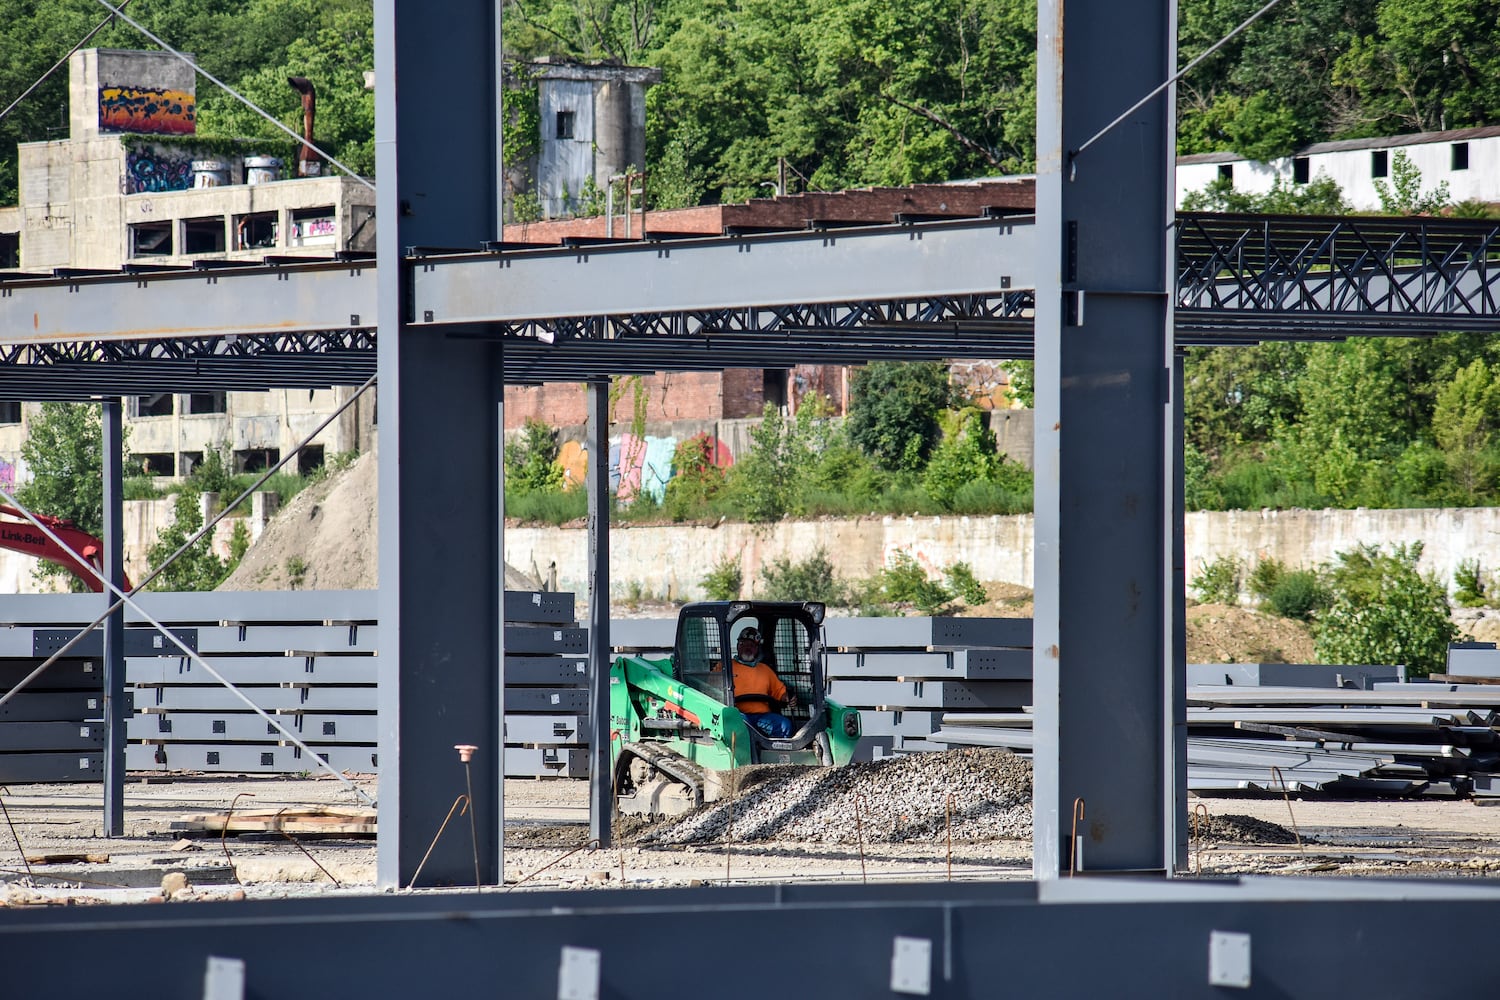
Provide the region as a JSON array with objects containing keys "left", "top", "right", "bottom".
[{"left": 171, "top": 805, "right": 376, "bottom": 836}]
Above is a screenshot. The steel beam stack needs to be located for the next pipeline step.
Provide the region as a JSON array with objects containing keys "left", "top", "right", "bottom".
[{"left": 821, "top": 617, "right": 1033, "bottom": 760}]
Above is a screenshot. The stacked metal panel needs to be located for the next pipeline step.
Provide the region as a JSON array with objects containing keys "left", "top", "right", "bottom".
[
  {"left": 501, "top": 590, "right": 590, "bottom": 778},
  {"left": 0, "top": 657, "right": 110, "bottom": 783},
  {"left": 821, "top": 617, "right": 1033, "bottom": 760},
  {"left": 929, "top": 654, "right": 1500, "bottom": 795}
]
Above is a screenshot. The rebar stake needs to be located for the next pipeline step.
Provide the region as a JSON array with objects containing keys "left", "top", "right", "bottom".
[
  {"left": 854, "top": 792, "right": 869, "bottom": 884},
  {"left": 0, "top": 790, "right": 32, "bottom": 881},
  {"left": 1269, "top": 766, "right": 1305, "bottom": 855},
  {"left": 221, "top": 792, "right": 255, "bottom": 885},
  {"left": 455, "top": 744, "right": 482, "bottom": 890},
  {"left": 1192, "top": 802, "right": 1211, "bottom": 876},
  {"left": 407, "top": 794, "right": 470, "bottom": 890},
  {"left": 1070, "top": 797, "right": 1086, "bottom": 877},
  {"left": 945, "top": 792, "right": 955, "bottom": 882}
]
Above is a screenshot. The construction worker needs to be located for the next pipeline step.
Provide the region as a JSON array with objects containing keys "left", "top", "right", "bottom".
[{"left": 730, "top": 625, "right": 797, "bottom": 738}]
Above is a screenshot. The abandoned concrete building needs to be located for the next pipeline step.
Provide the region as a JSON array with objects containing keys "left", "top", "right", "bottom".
[{"left": 0, "top": 48, "right": 375, "bottom": 483}]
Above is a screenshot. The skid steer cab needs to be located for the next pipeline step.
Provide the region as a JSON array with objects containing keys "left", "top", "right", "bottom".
[{"left": 609, "top": 600, "right": 862, "bottom": 816}]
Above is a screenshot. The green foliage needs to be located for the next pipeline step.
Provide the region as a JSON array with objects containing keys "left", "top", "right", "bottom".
[
  {"left": 1190, "top": 555, "right": 1241, "bottom": 605},
  {"left": 923, "top": 411, "right": 1000, "bottom": 510},
  {"left": 663, "top": 434, "right": 728, "bottom": 522},
  {"left": 847, "top": 362, "right": 956, "bottom": 473},
  {"left": 1314, "top": 542, "right": 1457, "bottom": 678},
  {"left": 1180, "top": 175, "right": 1350, "bottom": 215},
  {"left": 16, "top": 403, "right": 105, "bottom": 537},
  {"left": 227, "top": 518, "right": 252, "bottom": 569},
  {"left": 1374, "top": 150, "right": 1451, "bottom": 215},
  {"left": 756, "top": 548, "right": 848, "bottom": 604},
  {"left": 878, "top": 551, "right": 955, "bottom": 616},
  {"left": 194, "top": 1, "right": 376, "bottom": 178},
  {"left": 147, "top": 491, "right": 229, "bottom": 592},
  {"left": 190, "top": 445, "right": 235, "bottom": 497},
  {"left": 285, "top": 554, "right": 308, "bottom": 588},
  {"left": 701, "top": 555, "right": 743, "bottom": 601},
  {"left": 1001, "top": 361, "right": 1034, "bottom": 408},
  {"left": 1250, "top": 560, "right": 1331, "bottom": 622},
  {"left": 1454, "top": 558, "right": 1487, "bottom": 609},
  {"left": 1432, "top": 359, "right": 1500, "bottom": 497},
  {"left": 504, "top": 419, "right": 565, "bottom": 495},
  {"left": 944, "top": 562, "right": 987, "bottom": 606}
]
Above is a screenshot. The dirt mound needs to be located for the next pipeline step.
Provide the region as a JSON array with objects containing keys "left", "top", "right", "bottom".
[
  {"left": 1186, "top": 603, "right": 1315, "bottom": 664},
  {"left": 219, "top": 452, "right": 379, "bottom": 591}
]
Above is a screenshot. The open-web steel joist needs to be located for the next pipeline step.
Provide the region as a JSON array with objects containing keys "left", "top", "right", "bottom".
[{"left": 1, "top": 213, "right": 1499, "bottom": 398}]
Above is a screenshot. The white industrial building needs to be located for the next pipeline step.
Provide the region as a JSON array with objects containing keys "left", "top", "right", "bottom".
[{"left": 1177, "top": 125, "right": 1500, "bottom": 210}]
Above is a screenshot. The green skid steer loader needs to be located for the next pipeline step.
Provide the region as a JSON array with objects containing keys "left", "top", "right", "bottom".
[{"left": 609, "top": 600, "right": 862, "bottom": 816}]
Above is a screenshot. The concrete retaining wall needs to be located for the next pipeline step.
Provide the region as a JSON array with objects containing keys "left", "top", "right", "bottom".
[{"left": 511, "top": 506, "right": 1500, "bottom": 603}]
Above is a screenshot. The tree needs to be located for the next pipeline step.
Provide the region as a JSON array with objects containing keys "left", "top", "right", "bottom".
[
  {"left": 16, "top": 402, "right": 103, "bottom": 534},
  {"left": 1373, "top": 149, "right": 1451, "bottom": 215},
  {"left": 14, "top": 402, "right": 106, "bottom": 590},
  {"left": 147, "top": 490, "right": 228, "bottom": 592},
  {"left": 922, "top": 410, "right": 1001, "bottom": 510},
  {"left": 1314, "top": 542, "right": 1456, "bottom": 678},
  {"left": 1431, "top": 358, "right": 1500, "bottom": 496},
  {"left": 193, "top": 0, "right": 376, "bottom": 177},
  {"left": 847, "top": 362, "right": 956, "bottom": 473}
]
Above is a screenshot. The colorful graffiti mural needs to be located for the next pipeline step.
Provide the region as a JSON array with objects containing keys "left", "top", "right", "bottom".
[
  {"left": 99, "top": 86, "right": 195, "bottom": 135},
  {"left": 0, "top": 458, "right": 13, "bottom": 493},
  {"left": 125, "top": 148, "right": 195, "bottom": 193},
  {"left": 549, "top": 432, "right": 737, "bottom": 504}
]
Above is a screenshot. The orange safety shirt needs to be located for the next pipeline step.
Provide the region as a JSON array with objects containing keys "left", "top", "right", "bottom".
[{"left": 731, "top": 660, "right": 788, "bottom": 714}]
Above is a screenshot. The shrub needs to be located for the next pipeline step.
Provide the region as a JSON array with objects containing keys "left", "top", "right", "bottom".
[
  {"left": 944, "top": 562, "right": 988, "bottom": 605},
  {"left": 880, "top": 551, "right": 956, "bottom": 615},
  {"left": 1454, "top": 558, "right": 1487, "bottom": 608},
  {"left": 504, "top": 419, "right": 564, "bottom": 494},
  {"left": 1266, "top": 570, "right": 1329, "bottom": 621},
  {"left": 1314, "top": 542, "right": 1457, "bottom": 678},
  {"left": 701, "top": 556, "right": 743, "bottom": 601},
  {"left": 663, "top": 434, "right": 728, "bottom": 522},
  {"left": 757, "top": 548, "right": 848, "bottom": 604},
  {"left": 1190, "top": 555, "right": 1241, "bottom": 605},
  {"left": 847, "top": 362, "right": 956, "bottom": 473}
]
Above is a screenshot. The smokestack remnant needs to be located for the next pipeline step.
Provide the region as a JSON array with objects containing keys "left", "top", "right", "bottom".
[{"left": 287, "top": 76, "right": 323, "bottom": 177}]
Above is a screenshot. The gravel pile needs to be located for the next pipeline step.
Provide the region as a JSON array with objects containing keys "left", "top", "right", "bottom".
[
  {"left": 1191, "top": 812, "right": 1300, "bottom": 845},
  {"left": 640, "top": 748, "right": 1033, "bottom": 846}
]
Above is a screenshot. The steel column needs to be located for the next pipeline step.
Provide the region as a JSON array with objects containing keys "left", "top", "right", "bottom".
[
  {"left": 101, "top": 398, "right": 126, "bottom": 836},
  {"left": 587, "top": 380, "right": 612, "bottom": 847},
  {"left": 1032, "top": 0, "right": 1176, "bottom": 877},
  {"left": 375, "top": 0, "right": 505, "bottom": 888}
]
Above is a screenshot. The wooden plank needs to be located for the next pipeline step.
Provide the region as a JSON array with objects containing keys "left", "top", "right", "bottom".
[{"left": 170, "top": 805, "right": 376, "bottom": 836}]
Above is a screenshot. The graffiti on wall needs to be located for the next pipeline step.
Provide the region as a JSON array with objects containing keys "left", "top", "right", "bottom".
[
  {"left": 550, "top": 432, "right": 737, "bottom": 504},
  {"left": 99, "top": 86, "right": 196, "bottom": 135},
  {"left": 0, "top": 458, "right": 13, "bottom": 493},
  {"left": 125, "top": 148, "right": 194, "bottom": 193}
]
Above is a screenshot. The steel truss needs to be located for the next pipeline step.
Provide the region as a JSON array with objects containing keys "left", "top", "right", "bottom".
[
  {"left": 1176, "top": 212, "right": 1500, "bottom": 342},
  {"left": 0, "top": 329, "right": 377, "bottom": 400}
]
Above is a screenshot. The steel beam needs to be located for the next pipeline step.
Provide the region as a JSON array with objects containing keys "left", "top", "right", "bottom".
[
  {"left": 587, "top": 381, "right": 611, "bottom": 847},
  {"left": 102, "top": 399, "right": 126, "bottom": 836},
  {"left": 374, "top": 0, "right": 505, "bottom": 889},
  {"left": 410, "top": 220, "right": 1030, "bottom": 324},
  {"left": 0, "top": 264, "right": 372, "bottom": 344},
  {"left": 7, "top": 879, "right": 1500, "bottom": 998},
  {"left": 1033, "top": 0, "right": 1176, "bottom": 878}
]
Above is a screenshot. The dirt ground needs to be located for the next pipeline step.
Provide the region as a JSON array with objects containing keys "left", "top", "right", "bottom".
[{"left": 4, "top": 773, "right": 1500, "bottom": 905}]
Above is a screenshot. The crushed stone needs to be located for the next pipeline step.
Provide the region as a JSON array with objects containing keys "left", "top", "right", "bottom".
[{"left": 639, "top": 748, "right": 1034, "bottom": 846}]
